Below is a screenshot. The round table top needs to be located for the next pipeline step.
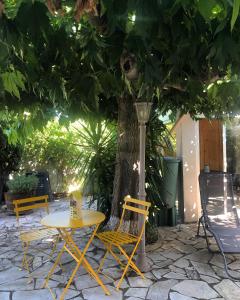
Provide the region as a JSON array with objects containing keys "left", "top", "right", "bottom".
[{"left": 41, "top": 210, "right": 105, "bottom": 229}]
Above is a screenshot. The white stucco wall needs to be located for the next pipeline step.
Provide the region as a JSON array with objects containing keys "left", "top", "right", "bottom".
[{"left": 175, "top": 114, "right": 201, "bottom": 223}]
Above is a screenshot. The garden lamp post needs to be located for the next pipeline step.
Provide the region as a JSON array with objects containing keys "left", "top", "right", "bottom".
[{"left": 135, "top": 101, "right": 152, "bottom": 272}]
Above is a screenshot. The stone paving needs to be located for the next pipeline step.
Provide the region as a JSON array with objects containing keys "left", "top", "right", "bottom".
[{"left": 1, "top": 199, "right": 240, "bottom": 300}]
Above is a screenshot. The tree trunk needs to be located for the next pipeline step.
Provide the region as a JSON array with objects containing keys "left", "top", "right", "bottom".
[
  {"left": 0, "top": 173, "right": 7, "bottom": 204},
  {"left": 0, "top": 175, "right": 4, "bottom": 203},
  {"left": 109, "top": 95, "right": 139, "bottom": 233}
]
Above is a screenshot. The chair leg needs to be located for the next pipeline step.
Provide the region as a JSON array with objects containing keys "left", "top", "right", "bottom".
[
  {"left": 22, "top": 241, "right": 31, "bottom": 273},
  {"left": 196, "top": 216, "right": 203, "bottom": 237},
  {"left": 97, "top": 246, "right": 109, "bottom": 273},
  {"left": 109, "top": 247, "right": 124, "bottom": 268},
  {"left": 49, "top": 234, "right": 64, "bottom": 272},
  {"left": 200, "top": 221, "right": 214, "bottom": 253},
  {"left": 118, "top": 246, "right": 143, "bottom": 278},
  {"left": 220, "top": 251, "right": 240, "bottom": 280},
  {"left": 98, "top": 244, "right": 127, "bottom": 283},
  {"left": 98, "top": 244, "right": 121, "bottom": 267},
  {"left": 97, "top": 244, "right": 125, "bottom": 277},
  {"left": 116, "top": 245, "right": 144, "bottom": 290},
  {"left": 81, "top": 256, "right": 110, "bottom": 295},
  {"left": 49, "top": 235, "right": 59, "bottom": 257}
]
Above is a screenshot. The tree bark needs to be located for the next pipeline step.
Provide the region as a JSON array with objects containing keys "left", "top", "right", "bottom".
[
  {"left": 109, "top": 95, "right": 139, "bottom": 233},
  {"left": 0, "top": 174, "right": 7, "bottom": 204}
]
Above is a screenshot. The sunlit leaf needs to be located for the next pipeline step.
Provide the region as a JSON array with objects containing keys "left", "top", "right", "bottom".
[{"left": 231, "top": 0, "right": 240, "bottom": 30}]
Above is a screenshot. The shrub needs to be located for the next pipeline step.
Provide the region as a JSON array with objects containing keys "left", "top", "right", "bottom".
[{"left": 7, "top": 174, "right": 39, "bottom": 194}]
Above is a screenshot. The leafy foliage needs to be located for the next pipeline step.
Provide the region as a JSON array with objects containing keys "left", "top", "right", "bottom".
[
  {"left": 71, "top": 116, "right": 117, "bottom": 222},
  {"left": 0, "top": 126, "right": 21, "bottom": 176},
  {"left": 0, "top": 118, "right": 22, "bottom": 202},
  {"left": 1, "top": 68, "right": 26, "bottom": 99},
  {"left": 2, "top": 1, "right": 240, "bottom": 121},
  {"left": 146, "top": 108, "right": 175, "bottom": 217},
  {"left": 7, "top": 174, "right": 39, "bottom": 194},
  {"left": 20, "top": 119, "right": 80, "bottom": 192},
  {"left": 20, "top": 116, "right": 117, "bottom": 221},
  {"left": 231, "top": 0, "right": 240, "bottom": 30},
  {"left": 2, "top": 0, "right": 240, "bottom": 226}
]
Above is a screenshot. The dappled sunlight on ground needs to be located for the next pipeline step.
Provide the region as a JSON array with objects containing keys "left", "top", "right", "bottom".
[{"left": 0, "top": 200, "right": 240, "bottom": 299}]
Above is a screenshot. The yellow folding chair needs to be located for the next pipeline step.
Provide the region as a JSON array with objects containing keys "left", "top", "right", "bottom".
[
  {"left": 13, "top": 195, "right": 60, "bottom": 274},
  {"left": 96, "top": 195, "right": 151, "bottom": 289}
]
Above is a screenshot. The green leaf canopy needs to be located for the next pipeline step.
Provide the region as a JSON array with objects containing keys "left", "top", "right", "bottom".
[{"left": 1, "top": 0, "right": 240, "bottom": 121}]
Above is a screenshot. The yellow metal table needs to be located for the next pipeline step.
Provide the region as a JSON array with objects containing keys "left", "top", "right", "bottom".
[{"left": 41, "top": 210, "right": 110, "bottom": 299}]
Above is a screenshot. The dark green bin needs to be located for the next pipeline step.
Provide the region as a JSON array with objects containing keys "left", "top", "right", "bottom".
[{"left": 157, "top": 156, "right": 181, "bottom": 226}]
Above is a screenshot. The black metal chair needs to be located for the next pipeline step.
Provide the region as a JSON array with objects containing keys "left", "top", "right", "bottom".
[{"left": 198, "top": 172, "right": 240, "bottom": 279}]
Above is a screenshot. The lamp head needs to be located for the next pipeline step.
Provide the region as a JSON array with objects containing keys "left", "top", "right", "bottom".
[{"left": 134, "top": 102, "right": 152, "bottom": 123}]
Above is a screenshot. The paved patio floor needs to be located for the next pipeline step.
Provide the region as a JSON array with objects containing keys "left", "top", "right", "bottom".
[{"left": 0, "top": 200, "right": 240, "bottom": 300}]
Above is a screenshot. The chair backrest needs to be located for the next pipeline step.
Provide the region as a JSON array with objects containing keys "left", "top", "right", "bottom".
[
  {"left": 199, "top": 172, "right": 239, "bottom": 228},
  {"left": 13, "top": 195, "right": 49, "bottom": 222},
  {"left": 118, "top": 196, "right": 151, "bottom": 236}
]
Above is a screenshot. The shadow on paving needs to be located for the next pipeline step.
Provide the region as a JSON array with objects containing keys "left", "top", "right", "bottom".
[{"left": 0, "top": 200, "right": 240, "bottom": 300}]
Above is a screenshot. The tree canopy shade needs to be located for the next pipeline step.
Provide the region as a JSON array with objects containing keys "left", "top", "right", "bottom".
[
  {"left": 1, "top": 0, "right": 240, "bottom": 120},
  {"left": 2, "top": 0, "right": 240, "bottom": 224}
]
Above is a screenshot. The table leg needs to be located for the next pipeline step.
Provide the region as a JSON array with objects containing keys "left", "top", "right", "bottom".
[
  {"left": 81, "top": 255, "right": 110, "bottom": 294},
  {"left": 59, "top": 226, "right": 110, "bottom": 300}
]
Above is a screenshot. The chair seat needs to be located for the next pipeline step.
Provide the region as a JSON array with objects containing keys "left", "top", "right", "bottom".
[
  {"left": 96, "top": 231, "right": 138, "bottom": 246},
  {"left": 20, "top": 228, "right": 58, "bottom": 242},
  {"left": 209, "top": 226, "right": 240, "bottom": 253}
]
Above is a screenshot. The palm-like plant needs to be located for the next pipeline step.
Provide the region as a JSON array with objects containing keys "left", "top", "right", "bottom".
[
  {"left": 70, "top": 108, "right": 175, "bottom": 229},
  {"left": 146, "top": 109, "right": 175, "bottom": 224},
  {"left": 72, "top": 116, "right": 117, "bottom": 222}
]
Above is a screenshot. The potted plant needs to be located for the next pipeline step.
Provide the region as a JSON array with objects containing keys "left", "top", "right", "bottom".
[{"left": 5, "top": 174, "right": 39, "bottom": 214}]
